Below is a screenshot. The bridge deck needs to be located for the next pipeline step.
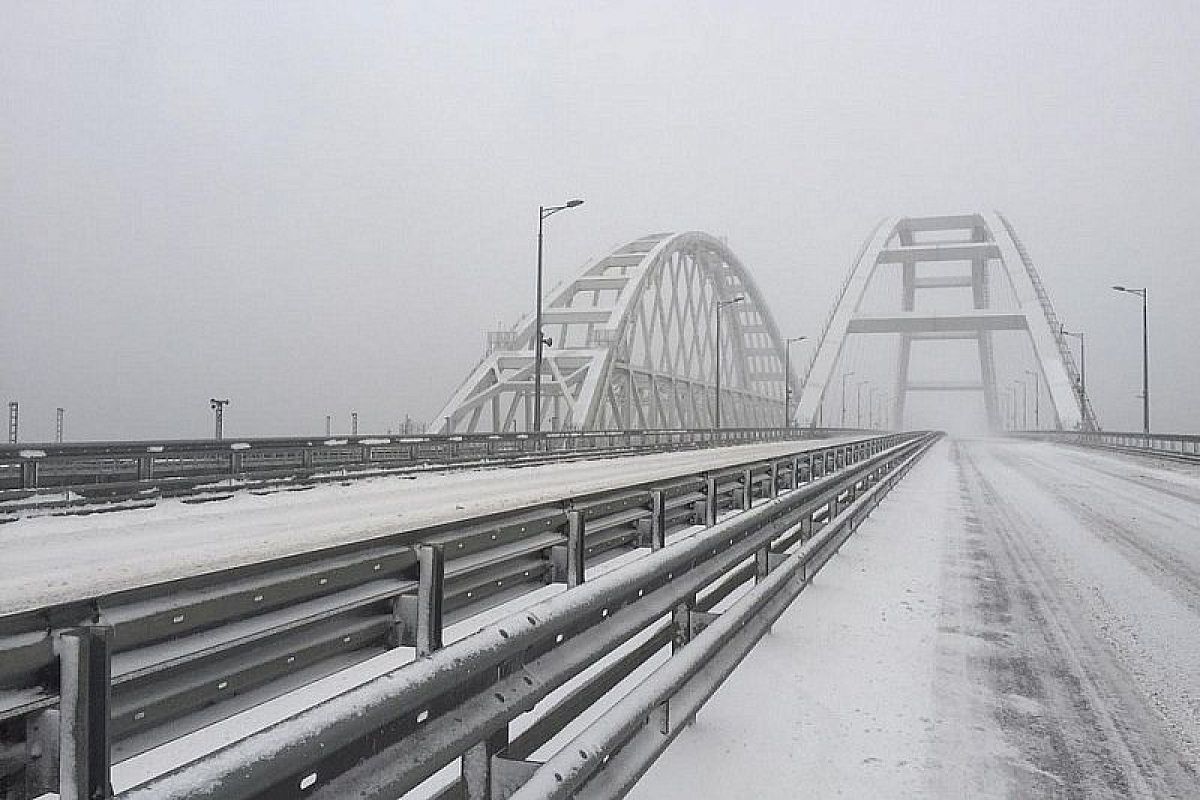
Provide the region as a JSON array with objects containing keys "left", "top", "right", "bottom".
[
  {"left": 629, "top": 438, "right": 1200, "bottom": 798},
  {"left": 0, "top": 436, "right": 868, "bottom": 613}
]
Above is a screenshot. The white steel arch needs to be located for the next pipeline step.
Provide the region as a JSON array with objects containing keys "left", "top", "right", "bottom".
[
  {"left": 795, "top": 212, "right": 1098, "bottom": 431},
  {"left": 436, "top": 232, "right": 792, "bottom": 432}
]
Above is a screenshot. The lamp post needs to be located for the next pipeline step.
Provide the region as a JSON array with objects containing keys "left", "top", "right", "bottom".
[
  {"left": 782, "top": 336, "right": 807, "bottom": 428},
  {"left": 840, "top": 371, "right": 855, "bottom": 427},
  {"left": 1112, "top": 286, "right": 1149, "bottom": 434},
  {"left": 856, "top": 380, "right": 870, "bottom": 428},
  {"left": 533, "top": 199, "right": 585, "bottom": 432},
  {"left": 714, "top": 296, "right": 745, "bottom": 429},
  {"left": 1060, "top": 326, "right": 1086, "bottom": 396},
  {"left": 1024, "top": 369, "right": 1040, "bottom": 429},
  {"left": 209, "top": 398, "right": 229, "bottom": 441}
]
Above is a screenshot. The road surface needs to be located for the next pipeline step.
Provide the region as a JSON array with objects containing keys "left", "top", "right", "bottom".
[{"left": 630, "top": 437, "right": 1200, "bottom": 799}]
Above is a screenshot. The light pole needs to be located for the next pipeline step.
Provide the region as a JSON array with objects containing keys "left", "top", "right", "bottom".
[
  {"left": 209, "top": 398, "right": 229, "bottom": 441},
  {"left": 782, "top": 336, "right": 807, "bottom": 428},
  {"left": 533, "top": 199, "right": 585, "bottom": 432},
  {"left": 856, "top": 380, "right": 870, "bottom": 428},
  {"left": 1112, "top": 286, "right": 1149, "bottom": 434},
  {"left": 714, "top": 296, "right": 745, "bottom": 429},
  {"left": 1024, "top": 369, "right": 1040, "bottom": 429},
  {"left": 1061, "top": 326, "right": 1086, "bottom": 396},
  {"left": 840, "top": 371, "right": 855, "bottom": 427}
]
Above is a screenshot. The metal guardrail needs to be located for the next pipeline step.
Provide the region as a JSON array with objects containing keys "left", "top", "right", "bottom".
[
  {"left": 0, "top": 431, "right": 915, "bottom": 799},
  {"left": 1011, "top": 430, "right": 1200, "bottom": 463},
  {"left": 0, "top": 427, "right": 871, "bottom": 516}
]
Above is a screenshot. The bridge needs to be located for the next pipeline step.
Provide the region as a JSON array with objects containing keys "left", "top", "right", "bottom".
[{"left": 1, "top": 214, "right": 1196, "bottom": 799}]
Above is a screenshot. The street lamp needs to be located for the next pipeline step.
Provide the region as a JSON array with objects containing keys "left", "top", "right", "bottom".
[
  {"left": 1060, "top": 326, "right": 1086, "bottom": 395},
  {"left": 714, "top": 296, "right": 745, "bottom": 429},
  {"left": 1024, "top": 369, "right": 1040, "bottom": 429},
  {"left": 856, "top": 380, "right": 871, "bottom": 428},
  {"left": 533, "top": 199, "right": 585, "bottom": 432},
  {"left": 840, "top": 371, "right": 855, "bottom": 427},
  {"left": 1112, "top": 285, "right": 1149, "bottom": 434},
  {"left": 782, "top": 336, "right": 807, "bottom": 428},
  {"left": 209, "top": 398, "right": 230, "bottom": 441}
]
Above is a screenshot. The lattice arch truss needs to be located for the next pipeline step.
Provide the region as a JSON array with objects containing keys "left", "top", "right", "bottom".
[{"left": 436, "top": 232, "right": 791, "bottom": 433}]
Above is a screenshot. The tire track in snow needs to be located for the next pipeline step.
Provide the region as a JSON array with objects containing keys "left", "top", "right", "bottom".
[{"left": 955, "top": 441, "right": 1197, "bottom": 798}]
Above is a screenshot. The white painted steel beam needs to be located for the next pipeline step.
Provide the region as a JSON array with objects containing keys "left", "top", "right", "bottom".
[
  {"left": 847, "top": 311, "right": 1028, "bottom": 334},
  {"left": 876, "top": 243, "right": 1000, "bottom": 263}
]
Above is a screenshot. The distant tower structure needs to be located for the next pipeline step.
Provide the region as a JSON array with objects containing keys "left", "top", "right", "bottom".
[
  {"left": 351, "top": 412, "right": 359, "bottom": 436},
  {"left": 209, "top": 398, "right": 230, "bottom": 441},
  {"left": 55, "top": 408, "right": 64, "bottom": 443},
  {"left": 325, "top": 415, "right": 332, "bottom": 436},
  {"left": 7, "top": 402, "right": 16, "bottom": 444}
]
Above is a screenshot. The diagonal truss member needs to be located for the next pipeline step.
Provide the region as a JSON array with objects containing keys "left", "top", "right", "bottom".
[{"left": 436, "top": 232, "right": 792, "bottom": 432}]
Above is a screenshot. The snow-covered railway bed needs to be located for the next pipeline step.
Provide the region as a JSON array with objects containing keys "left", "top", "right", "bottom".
[{"left": 630, "top": 437, "right": 1200, "bottom": 799}]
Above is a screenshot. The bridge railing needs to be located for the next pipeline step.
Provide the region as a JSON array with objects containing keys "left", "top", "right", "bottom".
[
  {"left": 1011, "top": 430, "right": 1200, "bottom": 461},
  {"left": 0, "top": 427, "right": 873, "bottom": 510},
  {"left": 0, "top": 431, "right": 924, "bottom": 799}
]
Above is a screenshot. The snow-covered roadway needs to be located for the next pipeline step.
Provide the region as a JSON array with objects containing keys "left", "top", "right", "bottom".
[
  {"left": 0, "top": 436, "right": 868, "bottom": 614},
  {"left": 629, "top": 437, "right": 1200, "bottom": 799}
]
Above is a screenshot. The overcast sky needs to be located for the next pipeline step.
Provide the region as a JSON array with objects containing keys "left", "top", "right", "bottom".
[{"left": 2, "top": 1, "right": 1197, "bottom": 441}]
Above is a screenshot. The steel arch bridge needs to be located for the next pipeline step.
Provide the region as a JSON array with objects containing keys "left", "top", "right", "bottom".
[
  {"left": 435, "top": 232, "right": 791, "bottom": 433},
  {"left": 794, "top": 212, "right": 1098, "bottom": 432}
]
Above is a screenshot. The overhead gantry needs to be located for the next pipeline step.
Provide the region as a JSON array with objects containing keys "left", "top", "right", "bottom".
[
  {"left": 795, "top": 212, "right": 1098, "bottom": 431},
  {"left": 435, "top": 232, "right": 792, "bottom": 432}
]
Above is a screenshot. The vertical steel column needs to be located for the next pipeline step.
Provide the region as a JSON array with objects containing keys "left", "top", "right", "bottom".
[
  {"left": 741, "top": 468, "right": 753, "bottom": 509},
  {"left": 415, "top": 544, "right": 445, "bottom": 657},
  {"left": 649, "top": 489, "right": 666, "bottom": 550},
  {"left": 58, "top": 626, "right": 112, "bottom": 800},
  {"left": 704, "top": 476, "right": 718, "bottom": 526},
  {"left": 565, "top": 509, "right": 586, "bottom": 587}
]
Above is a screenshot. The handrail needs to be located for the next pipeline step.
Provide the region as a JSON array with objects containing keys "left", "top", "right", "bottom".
[
  {"left": 91, "top": 433, "right": 936, "bottom": 800},
  {"left": 1011, "top": 430, "right": 1200, "bottom": 461},
  {"left": 0, "top": 432, "right": 917, "bottom": 799},
  {"left": 0, "top": 426, "right": 874, "bottom": 505}
]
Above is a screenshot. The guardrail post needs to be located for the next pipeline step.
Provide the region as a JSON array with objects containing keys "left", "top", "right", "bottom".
[
  {"left": 650, "top": 489, "right": 666, "bottom": 550},
  {"left": 58, "top": 626, "right": 112, "bottom": 800},
  {"left": 21, "top": 458, "right": 40, "bottom": 490},
  {"left": 551, "top": 510, "right": 586, "bottom": 587},
  {"left": 741, "top": 468, "right": 753, "bottom": 509},
  {"left": 768, "top": 461, "right": 778, "bottom": 499},
  {"left": 755, "top": 546, "right": 771, "bottom": 584},
  {"left": 415, "top": 544, "right": 445, "bottom": 657},
  {"left": 566, "top": 510, "right": 585, "bottom": 587},
  {"left": 462, "top": 724, "right": 513, "bottom": 800},
  {"left": 789, "top": 456, "right": 800, "bottom": 489},
  {"left": 704, "top": 476, "right": 718, "bottom": 526}
]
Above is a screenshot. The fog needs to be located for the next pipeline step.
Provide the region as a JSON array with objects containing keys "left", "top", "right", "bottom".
[{"left": 2, "top": 2, "right": 1198, "bottom": 441}]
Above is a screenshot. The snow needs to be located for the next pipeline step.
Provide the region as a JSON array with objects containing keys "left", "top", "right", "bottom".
[
  {"left": 0, "top": 437, "right": 864, "bottom": 613},
  {"left": 629, "top": 437, "right": 1200, "bottom": 798}
]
